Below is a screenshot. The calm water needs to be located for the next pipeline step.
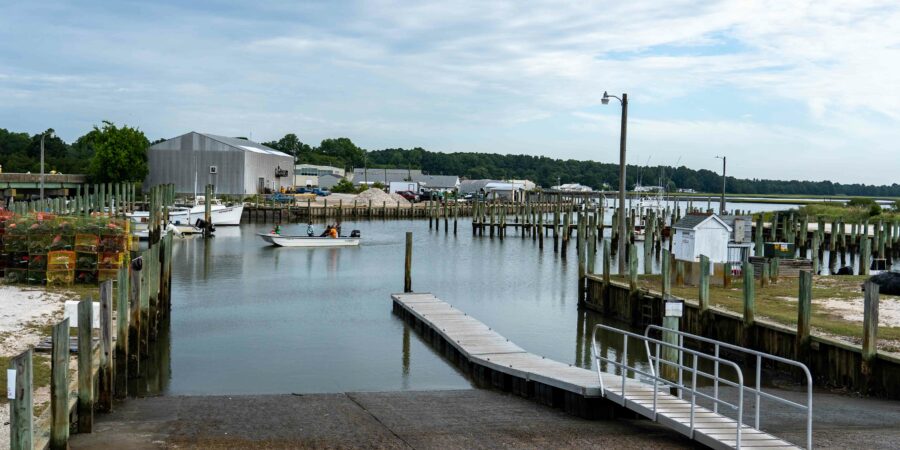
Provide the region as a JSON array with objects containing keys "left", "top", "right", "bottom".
[
  {"left": 161, "top": 197, "right": 821, "bottom": 396},
  {"left": 164, "top": 218, "right": 620, "bottom": 395}
]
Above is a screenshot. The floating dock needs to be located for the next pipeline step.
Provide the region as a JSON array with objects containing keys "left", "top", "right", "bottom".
[{"left": 392, "top": 292, "right": 800, "bottom": 449}]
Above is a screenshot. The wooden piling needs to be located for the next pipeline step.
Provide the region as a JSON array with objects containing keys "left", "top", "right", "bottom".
[
  {"left": 861, "top": 280, "right": 879, "bottom": 381},
  {"left": 50, "top": 319, "right": 70, "bottom": 450},
  {"left": 9, "top": 349, "right": 33, "bottom": 450},
  {"left": 77, "top": 299, "right": 94, "bottom": 432},
  {"left": 115, "top": 267, "right": 128, "bottom": 399},
  {"left": 693, "top": 253, "right": 708, "bottom": 312},
  {"left": 743, "top": 260, "right": 755, "bottom": 327},
  {"left": 98, "top": 280, "right": 113, "bottom": 412},
  {"left": 796, "top": 270, "right": 812, "bottom": 360},
  {"left": 128, "top": 257, "right": 141, "bottom": 378},
  {"left": 404, "top": 232, "right": 413, "bottom": 293}
]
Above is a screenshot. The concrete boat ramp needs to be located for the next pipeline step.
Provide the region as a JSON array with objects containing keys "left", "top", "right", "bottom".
[{"left": 392, "top": 292, "right": 799, "bottom": 449}]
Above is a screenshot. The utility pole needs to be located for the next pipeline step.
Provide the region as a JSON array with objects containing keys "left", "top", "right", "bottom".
[
  {"left": 603, "top": 91, "right": 628, "bottom": 274},
  {"left": 716, "top": 156, "right": 726, "bottom": 215},
  {"left": 39, "top": 129, "right": 54, "bottom": 203}
]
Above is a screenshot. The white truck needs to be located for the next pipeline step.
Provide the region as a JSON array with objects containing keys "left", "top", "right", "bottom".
[{"left": 389, "top": 181, "right": 419, "bottom": 194}]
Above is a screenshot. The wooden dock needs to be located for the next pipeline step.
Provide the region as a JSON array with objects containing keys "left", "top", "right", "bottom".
[{"left": 392, "top": 292, "right": 800, "bottom": 449}]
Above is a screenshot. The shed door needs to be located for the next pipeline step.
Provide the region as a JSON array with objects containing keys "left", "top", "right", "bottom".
[
  {"left": 733, "top": 219, "right": 745, "bottom": 243},
  {"left": 257, "top": 177, "right": 265, "bottom": 194}
]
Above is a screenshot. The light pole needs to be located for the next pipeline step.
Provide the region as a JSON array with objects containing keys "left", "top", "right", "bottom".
[
  {"left": 39, "top": 129, "right": 55, "bottom": 203},
  {"left": 715, "top": 156, "right": 726, "bottom": 215},
  {"left": 603, "top": 91, "right": 628, "bottom": 274}
]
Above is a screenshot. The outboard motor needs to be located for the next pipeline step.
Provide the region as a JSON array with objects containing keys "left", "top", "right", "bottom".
[
  {"left": 350, "top": 230, "right": 361, "bottom": 238},
  {"left": 194, "top": 218, "right": 214, "bottom": 232}
]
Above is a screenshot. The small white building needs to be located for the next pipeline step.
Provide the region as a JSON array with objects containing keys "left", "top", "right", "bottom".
[{"left": 672, "top": 214, "right": 733, "bottom": 263}]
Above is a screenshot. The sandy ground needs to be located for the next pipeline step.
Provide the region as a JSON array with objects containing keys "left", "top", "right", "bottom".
[
  {"left": 818, "top": 296, "right": 900, "bottom": 328},
  {"left": 0, "top": 285, "right": 69, "bottom": 448}
]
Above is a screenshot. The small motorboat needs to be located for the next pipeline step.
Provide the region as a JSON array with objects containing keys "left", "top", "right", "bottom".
[{"left": 258, "top": 230, "right": 361, "bottom": 248}]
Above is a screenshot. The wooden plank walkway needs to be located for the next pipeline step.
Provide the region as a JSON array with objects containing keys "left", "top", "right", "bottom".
[{"left": 392, "top": 292, "right": 799, "bottom": 450}]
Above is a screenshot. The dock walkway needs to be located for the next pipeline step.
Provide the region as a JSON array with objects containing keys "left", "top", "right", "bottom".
[{"left": 392, "top": 292, "right": 799, "bottom": 449}]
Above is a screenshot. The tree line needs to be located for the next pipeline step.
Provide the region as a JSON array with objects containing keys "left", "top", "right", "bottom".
[
  {"left": 3, "top": 126, "right": 898, "bottom": 197},
  {"left": 0, "top": 123, "right": 148, "bottom": 183},
  {"left": 263, "top": 134, "right": 900, "bottom": 197}
]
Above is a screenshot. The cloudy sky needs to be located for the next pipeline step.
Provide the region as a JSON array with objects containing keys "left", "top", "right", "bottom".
[{"left": 1, "top": 1, "right": 898, "bottom": 183}]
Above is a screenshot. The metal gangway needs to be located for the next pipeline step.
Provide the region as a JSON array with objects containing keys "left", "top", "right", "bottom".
[{"left": 592, "top": 324, "right": 812, "bottom": 449}]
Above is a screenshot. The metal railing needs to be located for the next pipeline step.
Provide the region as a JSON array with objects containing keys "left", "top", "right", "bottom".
[
  {"left": 591, "top": 324, "right": 745, "bottom": 448},
  {"left": 644, "top": 325, "right": 813, "bottom": 450}
]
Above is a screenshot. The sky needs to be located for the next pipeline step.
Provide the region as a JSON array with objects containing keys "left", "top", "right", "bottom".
[{"left": 1, "top": 1, "right": 899, "bottom": 184}]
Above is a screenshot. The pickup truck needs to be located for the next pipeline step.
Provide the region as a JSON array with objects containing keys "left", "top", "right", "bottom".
[
  {"left": 296, "top": 187, "right": 331, "bottom": 196},
  {"left": 268, "top": 193, "right": 295, "bottom": 203}
]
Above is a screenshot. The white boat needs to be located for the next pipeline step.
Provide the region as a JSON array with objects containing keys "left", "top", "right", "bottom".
[
  {"left": 186, "top": 196, "right": 244, "bottom": 226},
  {"left": 126, "top": 199, "right": 243, "bottom": 227},
  {"left": 257, "top": 232, "right": 360, "bottom": 247}
]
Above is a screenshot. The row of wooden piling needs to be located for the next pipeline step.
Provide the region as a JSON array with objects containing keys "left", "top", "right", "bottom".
[
  {"left": 582, "top": 244, "right": 889, "bottom": 395},
  {"left": 7, "top": 182, "right": 139, "bottom": 216},
  {"left": 755, "top": 212, "right": 900, "bottom": 274},
  {"left": 7, "top": 184, "right": 174, "bottom": 450}
]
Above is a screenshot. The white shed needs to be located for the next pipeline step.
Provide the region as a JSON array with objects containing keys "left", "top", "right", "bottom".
[{"left": 672, "top": 214, "right": 732, "bottom": 263}]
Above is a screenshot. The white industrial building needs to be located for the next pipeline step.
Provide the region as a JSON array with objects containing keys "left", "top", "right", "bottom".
[
  {"left": 295, "top": 164, "right": 345, "bottom": 188},
  {"left": 145, "top": 132, "right": 294, "bottom": 195},
  {"left": 672, "top": 214, "right": 733, "bottom": 263}
]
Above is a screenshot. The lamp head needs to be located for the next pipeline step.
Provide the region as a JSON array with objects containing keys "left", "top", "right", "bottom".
[{"left": 601, "top": 91, "right": 610, "bottom": 105}]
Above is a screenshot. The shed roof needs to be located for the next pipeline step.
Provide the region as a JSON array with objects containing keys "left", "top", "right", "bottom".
[
  {"left": 413, "top": 174, "right": 459, "bottom": 189},
  {"left": 672, "top": 214, "right": 732, "bottom": 232}
]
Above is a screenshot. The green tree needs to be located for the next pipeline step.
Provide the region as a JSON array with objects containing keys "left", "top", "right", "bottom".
[
  {"left": 330, "top": 178, "right": 356, "bottom": 193},
  {"left": 86, "top": 121, "right": 150, "bottom": 182}
]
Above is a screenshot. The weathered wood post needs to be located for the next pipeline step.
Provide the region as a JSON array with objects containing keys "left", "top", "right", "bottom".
[
  {"left": 77, "top": 299, "right": 94, "bottom": 432},
  {"left": 9, "top": 349, "right": 34, "bottom": 450},
  {"left": 796, "top": 270, "right": 812, "bottom": 361},
  {"left": 98, "top": 280, "right": 113, "bottom": 412},
  {"left": 628, "top": 244, "right": 638, "bottom": 293},
  {"left": 661, "top": 249, "right": 679, "bottom": 383},
  {"left": 675, "top": 260, "right": 685, "bottom": 287},
  {"left": 861, "top": 280, "right": 879, "bottom": 387},
  {"left": 770, "top": 257, "right": 780, "bottom": 284},
  {"left": 404, "top": 232, "right": 412, "bottom": 293},
  {"left": 743, "top": 259, "right": 755, "bottom": 328},
  {"left": 761, "top": 260, "right": 770, "bottom": 287},
  {"left": 755, "top": 213, "right": 764, "bottom": 256},
  {"left": 129, "top": 256, "right": 142, "bottom": 379},
  {"left": 115, "top": 266, "right": 129, "bottom": 399},
  {"left": 50, "top": 319, "right": 70, "bottom": 449},
  {"left": 699, "top": 255, "right": 710, "bottom": 313},
  {"left": 860, "top": 237, "right": 871, "bottom": 276}
]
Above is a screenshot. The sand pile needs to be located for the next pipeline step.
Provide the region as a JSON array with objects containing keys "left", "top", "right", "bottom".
[{"left": 356, "top": 188, "right": 409, "bottom": 205}]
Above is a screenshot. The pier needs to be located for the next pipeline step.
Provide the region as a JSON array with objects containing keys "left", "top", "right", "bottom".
[{"left": 391, "top": 292, "right": 802, "bottom": 449}]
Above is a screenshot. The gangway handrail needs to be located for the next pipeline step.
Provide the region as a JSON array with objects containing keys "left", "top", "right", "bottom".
[
  {"left": 591, "top": 324, "right": 745, "bottom": 448},
  {"left": 644, "top": 324, "right": 812, "bottom": 450}
]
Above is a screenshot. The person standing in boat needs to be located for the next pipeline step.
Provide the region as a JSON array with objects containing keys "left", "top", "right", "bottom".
[{"left": 328, "top": 225, "right": 338, "bottom": 239}]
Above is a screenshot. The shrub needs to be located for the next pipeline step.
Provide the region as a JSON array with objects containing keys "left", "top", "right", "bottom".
[{"left": 869, "top": 203, "right": 882, "bottom": 216}]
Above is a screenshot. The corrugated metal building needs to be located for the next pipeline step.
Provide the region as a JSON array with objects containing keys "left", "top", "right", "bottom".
[{"left": 145, "top": 132, "right": 294, "bottom": 195}]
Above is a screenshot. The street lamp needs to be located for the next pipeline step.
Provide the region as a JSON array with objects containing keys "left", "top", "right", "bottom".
[
  {"left": 40, "top": 129, "right": 55, "bottom": 203},
  {"left": 602, "top": 91, "right": 628, "bottom": 274},
  {"left": 714, "top": 156, "right": 726, "bottom": 215}
]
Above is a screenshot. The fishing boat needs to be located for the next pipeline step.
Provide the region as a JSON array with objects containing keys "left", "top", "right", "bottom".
[
  {"left": 186, "top": 196, "right": 244, "bottom": 226},
  {"left": 257, "top": 231, "right": 361, "bottom": 247}
]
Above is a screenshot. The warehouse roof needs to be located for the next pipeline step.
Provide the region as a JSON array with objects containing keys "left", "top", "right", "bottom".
[{"left": 200, "top": 133, "right": 292, "bottom": 157}]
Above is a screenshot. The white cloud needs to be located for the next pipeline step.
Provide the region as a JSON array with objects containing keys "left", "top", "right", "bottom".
[{"left": 0, "top": 0, "right": 898, "bottom": 183}]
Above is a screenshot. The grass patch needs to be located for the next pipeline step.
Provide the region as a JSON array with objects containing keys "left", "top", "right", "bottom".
[
  {"left": 0, "top": 354, "right": 51, "bottom": 406},
  {"left": 633, "top": 275, "right": 900, "bottom": 345}
]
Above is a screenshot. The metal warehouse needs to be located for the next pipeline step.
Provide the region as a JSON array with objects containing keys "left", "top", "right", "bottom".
[{"left": 144, "top": 132, "right": 294, "bottom": 195}]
